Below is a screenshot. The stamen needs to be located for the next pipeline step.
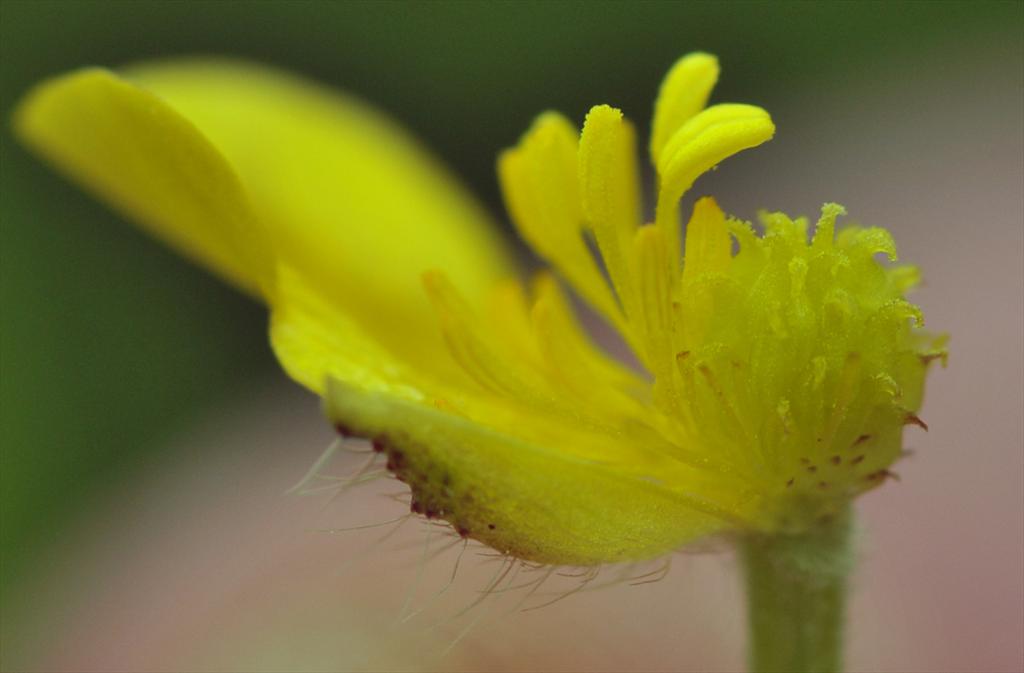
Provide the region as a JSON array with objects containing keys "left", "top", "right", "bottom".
[
  {"left": 650, "top": 52, "right": 719, "bottom": 166},
  {"left": 579, "top": 104, "right": 643, "bottom": 331},
  {"left": 498, "top": 112, "right": 627, "bottom": 332}
]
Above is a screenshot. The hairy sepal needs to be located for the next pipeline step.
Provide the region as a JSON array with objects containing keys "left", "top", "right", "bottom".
[{"left": 324, "top": 379, "right": 733, "bottom": 566}]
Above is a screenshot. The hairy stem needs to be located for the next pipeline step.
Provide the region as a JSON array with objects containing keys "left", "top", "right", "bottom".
[{"left": 740, "top": 505, "right": 853, "bottom": 673}]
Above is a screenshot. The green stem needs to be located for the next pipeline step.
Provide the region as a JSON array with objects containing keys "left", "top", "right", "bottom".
[{"left": 740, "top": 505, "right": 853, "bottom": 673}]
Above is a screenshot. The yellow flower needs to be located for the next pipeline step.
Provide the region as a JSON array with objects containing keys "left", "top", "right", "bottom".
[{"left": 14, "top": 54, "right": 943, "bottom": 567}]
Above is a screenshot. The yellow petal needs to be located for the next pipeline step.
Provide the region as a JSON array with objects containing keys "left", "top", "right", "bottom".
[
  {"left": 13, "top": 68, "right": 272, "bottom": 297},
  {"left": 324, "top": 378, "right": 745, "bottom": 566},
  {"left": 15, "top": 60, "right": 518, "bottom": 391},
  {"left": 650, "top": 52, "right": 720, "bottom": 166},
  {"left": 125, "top": 59, "right": 514, "bottom": 374},
  {"left": 268, "top": 266, "right": 429, "bottom": 398}
]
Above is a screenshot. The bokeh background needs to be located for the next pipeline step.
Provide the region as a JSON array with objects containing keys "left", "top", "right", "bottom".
[{"left": 2, "top": 1, "right": 1022, "bottom": 671}]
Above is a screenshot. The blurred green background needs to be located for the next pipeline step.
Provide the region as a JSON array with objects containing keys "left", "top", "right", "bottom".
[{"left": 1, "top": 1, "right": 1021, "bottom": 668}]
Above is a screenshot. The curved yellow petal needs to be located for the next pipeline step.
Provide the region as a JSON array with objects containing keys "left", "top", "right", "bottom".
[
  {"left": 126, "top": 60, "right": 516, "bottom": 384},
  {"left": 125, "top": 60, "right": 513, "bottom": 317},
  {"left": 15, "top": 60, "right": 518, "bottom": 391},
  {"left": 13, "top": 68, "right": 271, "bottom": 297},
  {"left": 649, "top": 52, "right": 720, "bottom": 166},
  {"left": 268, "top": 265, "right": 430, "bottom": 398}
]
